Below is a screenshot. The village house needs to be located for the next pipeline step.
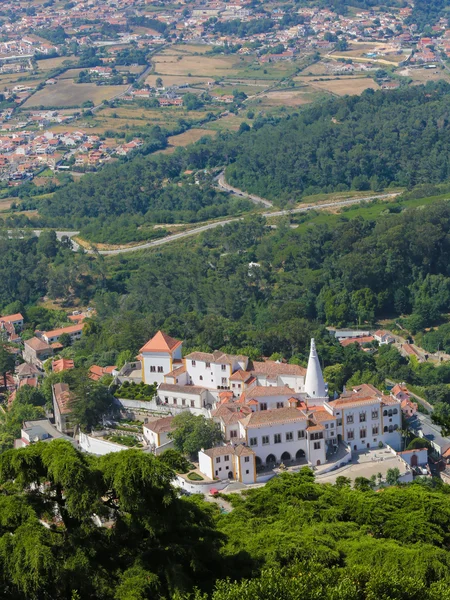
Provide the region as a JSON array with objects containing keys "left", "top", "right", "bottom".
[
  {"left": 41, "top": 323, "right": 83, "bottom": 345},
  {"left": 23, "top": 336, "right": 53, "bottom": 367},
  {"left": 52, "top": 382, "right": 74, "bottom": 434},
  {"left": 198, "top": 444, "right": 256, "bottom": 484}
]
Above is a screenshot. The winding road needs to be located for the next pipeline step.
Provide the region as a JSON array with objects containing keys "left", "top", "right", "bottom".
[{"left": 16, "top": 182, "right": 399, "bottom": 256}]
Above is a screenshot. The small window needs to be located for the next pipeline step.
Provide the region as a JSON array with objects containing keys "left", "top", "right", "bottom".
[
  {"left": 359, "top": 413, "right": 366, "bottom": 423},
  {"left": 360, "top": 429, "right": 366, "bottom": 439},
  {"left": 276, "top": 402, "right": 284, "bottom": 409},
  {"left": 346, "top": 415, "right": 354, "bottom": 424},
  {"left": 230, "top": 430, "right": 237, "bottom": 438},
  {"left": 157, "top": 366, "right": 163, "bottom": 373},
  {"left": 173, "top": 398, "right": 177, "bottom": 405},
  {"left": 286, "top": 432, "right": 293, "bottom": 441},
  {"left": 221, "top": 378, "right": 227, "bottom": 385},
  {"left": 262, "top": 435, "right": 269, "bottom": 445},
  {"left": 205, "top": 362, "right": 210, "bottom": 368},
  {"left": 164, "top": 396, "right": 168, "bottom": 403},
  {"left": 314, "top": 442, "right": 320, "bottom": 450},
  {"left": 216, "top": 457, "right": 221, "bottom": 464},
  {"left": 150, "top": 366, "right": 156, "bottom": 373},
  {"left": 221, "top": 364, "right": 227, "bottom": 371},
  {"left": 372, "top": 426, "right": 379, "bottom": 435},
  {"left": 260, "top": 403, "right": 268, "bottom": 411},
  {"left": 250, "top": 437, "right": 257, "bottom": 446},
  {"left": 182, "top": 399, "right": 186, "bottom": 406},
  {"left": 192, "top": 360, "right": 196, "bottom": 367},
  {"left": 224, "top": 455, "right": 230, "bottom": 462},
  {"left": 244, "top": 456, "right": 250, "bottom": 463},
  {"left": 246, "top": 469, "right": 249, "bottom": 474},
  {"left": 372, "top": 411, "right": 378, "bottom": 419},
  {"left": 274, "top": 434, "right": 281, "bottom": 444},
  {"left": 298, "top": 430, "right": 305, "bottom": 439},
  {"left": 347, "top": 431, "right": 354, "bottom": 440},
  {"left": 199, "top": 375, "right": 203, "bottom": 381},
  {"left": 190, "top": 400, "right": 194, "bottom": 408}
]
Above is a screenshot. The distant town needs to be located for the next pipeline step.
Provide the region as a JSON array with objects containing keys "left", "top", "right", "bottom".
[{"left": 0, "top": 0, "right": 448, "bottom": 189}]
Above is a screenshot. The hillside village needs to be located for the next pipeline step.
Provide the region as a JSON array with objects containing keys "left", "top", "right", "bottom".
[{"left": 1, "top": 312, "right": 440, "bottom": 494}]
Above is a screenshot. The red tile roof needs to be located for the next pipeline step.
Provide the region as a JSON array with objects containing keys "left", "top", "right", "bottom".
[{"left": 140, "top": 330, "right": 182, "bottom": 354}]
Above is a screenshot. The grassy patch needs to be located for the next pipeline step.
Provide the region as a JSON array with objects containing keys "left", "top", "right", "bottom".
[
  {"left": 187, "top": 472, "right": 204, "bottom": 481},
  {"left": 22, "top": 80, "right": 128, "bottom": 108}
]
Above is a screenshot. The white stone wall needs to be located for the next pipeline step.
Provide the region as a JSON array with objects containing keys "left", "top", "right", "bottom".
[
  {"left": 79, "top": 432, "right": 126, "bottom": 456},
  {"left": 198, "top": 451, "right": 213, "bottom": 479}
]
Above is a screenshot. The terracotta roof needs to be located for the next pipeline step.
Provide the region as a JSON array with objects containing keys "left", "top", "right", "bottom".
[
  {"left": 381, "top": 395, "right": 400, "bottom": 406},
  {"left": 250, "top": 360, "right": 306, "bottom": 376},
  {"left": 309, "top": 409, "right": 336, "bottom": 422},
  {"left": 52, "top": 358, "right": 75, "bottom": 373},
  {"left": 144, "top": 416, "right": 174, "bottom": 434},
  {"left": 201, "top": 445, "right": 236, "bottom": 458},
  {"left": 158, "top": 383, "right": 205, "bottom": 395},
  {"left": 53, "top": 382, "right": 72, "bottom": 415},
  {"left": 241, "top": 407, "right": 307, "bottom": 429},
  {"left": 340, "top": 336, "right": 374, "bottom": 347},
  {"left": 229, "top": 369, "right": 253, "bottom": 382},
  {"left": 307, "top": 424, "right": 325, "bottom": 431},
  {"left": 0, "top": 312, "right": 23, "bottom": 323},
  {"left": 43, "top": 324, "right": 83, "bottom": 338},
  {"left": 329, "top": 396, "right": 381, "bottom": 409},
  {"left": 89, "top": 365, "right": 116, "bottom": 381},
  {"left": 212, "top": 403, "right": 251, "bottom": 425},
  {"left": 16, "top": 362, "right": 39, "bottom": 377},
  {"left": 140, "top": 331, "right": 182, "bottom": 354},
  {"left": 25, "top": 336, "right": 52, "bottom": 352},
  {"left": 233, "top": 444, "right": 255, "bottom": 457},
  {"left": 165, "top": 364, "right": 186, "bottom": 378},
  {"left": 239, "top": 385, "right": 297, "bottom": 401},
  {"left": 186, "top": 350, "right": 247, "bottom": 366}
]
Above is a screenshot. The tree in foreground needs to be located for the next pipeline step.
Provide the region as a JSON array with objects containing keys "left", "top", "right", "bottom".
[{"left": 0, "top": 441, "right": 224, "bottom": 599}]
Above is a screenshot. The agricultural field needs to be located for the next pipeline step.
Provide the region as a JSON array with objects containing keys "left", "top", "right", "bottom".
[
  {"left": 304, "top": 77, "right": 380, "bottom": 96},
  {"left": 152, "top": 52, "right": 246, "bottom": 78},
  {"left": 330, "top": 43, "right": 411, "bottom": 66},
  {"left": 22, "top": 80, "right": 128, "bottom": 108},
  {"left": 250, "top": 87, "right": 324, "bottom": 107},
  {"left": 57, "top": 68, "right": 84, "bottom": 80},
  {"left": 398, "top": 66, "right": 450, "bottom": 84},
  {"left": 145, "top": 74, "right": 213, "bottom": 87},
  {"left": 35, "top": 56, "right": 75, "bottom": 71},
  {"left": 158, "top": 128, "right": 217, "bottom": 153}
]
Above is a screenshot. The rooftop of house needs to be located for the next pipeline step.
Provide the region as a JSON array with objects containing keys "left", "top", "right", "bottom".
[
  {"left": 250, "top": 360, "right": 307, "bottom": 377},
  {"left": 89, "top": 365, "right": 116, "bottom": 381},
  {"left": 15, "top": 362, "right": 39, "bottom": 377},
  {"left": 238, "top": 385, "right": 297, "bottom": 401},
  {"left": 0, "top": 312, "right": 24, "bottom": 323},
  {"left": 139, "top": 330, "right": 182, "bottom": 354},
  {"left": 241, "top": 407, "right": 307, "bottom": 429},
  {"left": 201, "top": 443, "right": 254, "bottom": 458},
  {"left": 52, "top": 358, "right": 75, "bottom": 373},
  {"left": 185, "top": 349, "right": 248, "bottom": 366},
  {"left": 25, "top": 336, "right": 52, "bottom": 352},
  {"left": 52, "top": 382, "right": 72, "bottom": 415},
  {"left": 43, "top": 323, "right": 83, "bottom": 338},
  {"left": 158, "top": 383, "right": 206, "bottom": 395},
  {"left": 144, "top": 416, "right": 174, "bottom": 434}
]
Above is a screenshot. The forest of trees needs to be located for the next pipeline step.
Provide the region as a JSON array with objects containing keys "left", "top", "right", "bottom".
[
  {"left": 225, "top": 83, "right": 450, "bottom": 203},
  {"left": 14, "top": 82, "right": 450, "bottom": 244},
  {"left": 1, "top": 448, "right": 450, "bottom": 600}
]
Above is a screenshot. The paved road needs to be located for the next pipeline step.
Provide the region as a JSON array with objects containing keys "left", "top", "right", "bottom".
[
  {"left": 216, "top": 172, "right": 273, "bottom": 208},
  {"left": 14, "top": 189, "right": 400, "bottom": 256}
]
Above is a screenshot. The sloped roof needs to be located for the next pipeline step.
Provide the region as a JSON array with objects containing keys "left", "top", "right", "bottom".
[
  {"left": 145, "top": 416, "right": 174, "bottom": 434},
  {"left": 25, "top": 336, "right": 52, "bottom": 352},
  {"left": 241, "top": 407, "right": 307, "bottom": 429},
  {"left": 140, "top": 331, "right": 182, "bottom": 354},
  {"left": 52, "top": 358, "right": 75, "bottom": 373},
  {"left": 52, "top": 382, "right": 72, "bottom": 415}
]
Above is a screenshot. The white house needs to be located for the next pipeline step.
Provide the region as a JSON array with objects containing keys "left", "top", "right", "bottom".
[
  {"left": 198, "top": 444, "right": 256, "bottom": 484},
  {"left": 140, "top": 331, "right": 183, "bottom": 385},
  {"left": 143, "top": 416, "right": 174, "bottom": 449},
  {"left": 373, "top": 330, "right": 395, "bottom": 345},
  {"left": 41, "top": 324, "right": 83, "bottom": 345}
]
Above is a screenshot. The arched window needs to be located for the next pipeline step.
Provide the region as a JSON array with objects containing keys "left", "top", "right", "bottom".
[
  {"left": 393, "top": 409, "right": 398, "bottom": 415},
  {"left": 384, "top": 426, "right": 388, "bottom": 432},
  {"left": 383, "top": 410, "right": 388, "bottom": 416}
]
